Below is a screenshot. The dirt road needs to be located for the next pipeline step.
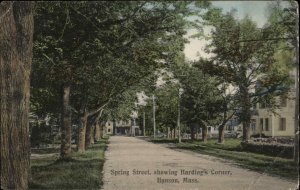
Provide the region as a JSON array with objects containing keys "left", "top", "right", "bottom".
[{"left": 102, "top": 136, "right": 298, "bottom": 190}]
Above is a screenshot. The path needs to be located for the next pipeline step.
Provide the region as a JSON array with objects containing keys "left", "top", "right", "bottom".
[{"left": 102, "top": 136, "right": 297, "bottom": 190}]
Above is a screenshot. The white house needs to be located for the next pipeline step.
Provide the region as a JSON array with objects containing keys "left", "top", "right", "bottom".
[
  {"left": 251, "top": 69, "right": 296, "bottom": 137},
  {"left": 104, "top": 120, "right": 114, "bottom": 135},
  {"left": 104, "top": 120, "right": 140, "bottom": 136}
]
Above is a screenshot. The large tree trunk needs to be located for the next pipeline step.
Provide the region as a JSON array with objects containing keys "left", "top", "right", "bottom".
[
  {"left": 0, "top": 2, "right": 33, "bottom": 189},
  {"left": 100, "top": 123, "right": 104, "bottom": 138},
  {"left": 85, "top": 120, "right": 92, "bottom": 150},
  {"left": 60, "top": 84, "right": 72, "bottom": 158},
  {"left": 93, "top": 112, "right": 103, "bottom": 141},
  {"left": 173, "top": 128, "right": 176, "bottom": 139},
  {"left": 202, "top": 126, "right": 208, "bottom": 143},
  {"left": 167, "top": 127, "right": 170, "bottom": 139},
  {"left": 242, "top": 121, "right": 251, "bottom": 141},
  {"left": 190, "top": 125, "right": 195, "bottom": 141},
  {"left": 94, "top": 121, "right": 101, "bottom": 141},
  {"left": 90, "top": 125, "right": 95, "bottom": 145},
  {"left": 218, "top": 125, "right": 225, "bottom": 144},
  {"left": 77, "top": 112, "right": 87, "bottom": 152},
  {"left": 218, "top": 106, "right": 228, "bottom": 144},
  {"left": 240, "top": 67, "right": 252, "bottom": 142},
  {"left": 196, "top": 127, "right": 199, "bottom": 140},
  {"left": 113, "top": 120, "right": 116, "bottom": 135},
  {"left": 85, "top": 113, "right": 99, "bottom": 149},
  {"left": 240, "top": 82, "right": 251, "bottom": 142}
]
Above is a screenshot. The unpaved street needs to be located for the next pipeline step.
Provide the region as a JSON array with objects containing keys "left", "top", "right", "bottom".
[{"left": 102, "top": 136, "right": 298, "bottom": 190}]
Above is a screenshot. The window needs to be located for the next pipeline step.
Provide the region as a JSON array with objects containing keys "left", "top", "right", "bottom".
[
  {"left": 108, "top": 122, "right": 111, "bottom": 126},
  {"left": 259, "top": 100, "right": 268, "bottom": 108},
  {"left": 280, "top": 95, "right": 287, "bottom": 107},
  {"left": 259, "top": 97, "right": 271, "bottom": 109},
  {"left": 279, "top": 118, "right": 286, "bottom": 131},
  {"left": 108, "top": 129, "right": 111, "bottom": 132},
  {"left": 265, "top": 118, "right": 269, "bottom": 131},
  {"left": 260, "top": 118, "right": 264, "bottom": 131}
]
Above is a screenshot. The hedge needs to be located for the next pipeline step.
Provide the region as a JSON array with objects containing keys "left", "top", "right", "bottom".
[{"left": 241, "top": 142, "right": 294, "bottom": 159}]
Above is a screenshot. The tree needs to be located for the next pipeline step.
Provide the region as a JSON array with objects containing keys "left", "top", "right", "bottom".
[
  {"left": 0, "top": 2, "right": 34, "bottom": 189},
  {"left": 266, "top": 0, "right": 299, "bottom": 163},
  {"left": 178, "top": 64, "right": 222, "bottom": 142},
  {"left": 155, "top": 84, "right": 179, "bottom": 138},
  {"left": 215, "top": 82, "right": 238, "bottom": 144},
  {"left": 32, "top": 1, "right": 145, "bottom": 154},
  {"left": 199, "top": 8, "right": 292, "bottom": 141},
  {"left": 33, "top": 1, "right": 208, "bottom": 153},
  {"left": 34, "top": 1, "right": 86, "bottom": 157}
]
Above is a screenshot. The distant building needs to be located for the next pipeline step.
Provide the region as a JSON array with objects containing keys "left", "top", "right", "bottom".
[
  {"left": 104, "top": 119, "right": 140, "bottom": 136},
  {"left": 251, "top": 91, "right": 296, "bottom": 137},
  {"left": 105, "top": 121, "right": 114, "bottom": 135},
  {"left": 115, "top": 120, "right": 132, "bottom": 135},
  {"left": 251, "top": 69, "right": 296, "bottom": 137},
  {"left": 225, "top": 116, "right": 242, "bottom": 132}
]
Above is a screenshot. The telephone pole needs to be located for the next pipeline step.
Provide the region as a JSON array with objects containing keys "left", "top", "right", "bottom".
[{"left": 152, "top": 94, "right": 156, "bottom": 139}]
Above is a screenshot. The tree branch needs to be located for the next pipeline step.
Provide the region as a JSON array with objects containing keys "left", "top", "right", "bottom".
[
  {"left": 87, "top": 102, "right": 108, "bottom": 117},
  {"left": 70, "top": 106, "right": 79, "bottom": 115},
  {"left": 235, "top": 37, "right": 295, "bottom": 43}
]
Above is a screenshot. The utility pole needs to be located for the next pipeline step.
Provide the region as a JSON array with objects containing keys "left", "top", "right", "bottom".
[
  {"left": 294, "top": 5, "right": 299, "bottom": 163},
  {"left": 143, "top": 111, "right": 146, "bottom": 136},
  {"left": 152, "top": 94, "right": 156, "bottom": 139},
  {"left": 177, "top": 88, "right": 183, "bottom": 143}
]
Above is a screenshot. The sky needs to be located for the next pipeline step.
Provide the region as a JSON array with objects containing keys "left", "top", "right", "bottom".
[{"left": 184, "top": 1, "right": 276, "bottom": 61}]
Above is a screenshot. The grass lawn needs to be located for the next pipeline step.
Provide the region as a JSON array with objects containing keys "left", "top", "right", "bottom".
[
  {"left": 29, "top": 137, "right": 109, "bottom": 189},
  {"left": 150, "top": 138, "right": 299, "bottom": 181}
]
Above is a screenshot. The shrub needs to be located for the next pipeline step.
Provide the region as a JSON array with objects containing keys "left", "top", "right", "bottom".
[
  {"left": 241, "top": 141, "right": 294, "bottom": 159},
  {"left": 30, "top": 122, "right": 54, "bottom": 148},
  {"left": 250, "top": 133, "right": 267, "bottom": 138}
]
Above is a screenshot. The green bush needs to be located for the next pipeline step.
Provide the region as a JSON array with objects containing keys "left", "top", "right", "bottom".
[
  {"left": 241, "top": 142, "right": 294, "bottom": 159},
  {"left": 250, "top": 133, "right": 267, "bottom": 138},
  {"left": 31, "top": 123, "right": 50, "bottom": 147}
]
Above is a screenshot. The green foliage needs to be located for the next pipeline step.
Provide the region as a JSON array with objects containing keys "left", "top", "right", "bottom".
[
  {"left": 265, "top": 1, "right": 298, "bottom": 47},
  {"left": 104, "top": 88, "right": 139, "bottom": 121},
  {"left": 156, "top": 84, "right": 179, "bottom": 131},
  {"left": 31, "top": 1, "right": 206, "bottom": 122},
  {"left": 197, "top": 5, "right": 295, "bottom": 139},
  {"left": 128, "top": 59, "right": 225, "bottom": 133},
  {"left": 240, "top": 141, "right": 293, "bottom": 159},
  {"left": 178, "top": 64, "right": 223, "bottom": 126},
  {"left": 30, "top": 122, "right": 53, "bottom": 148}
]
